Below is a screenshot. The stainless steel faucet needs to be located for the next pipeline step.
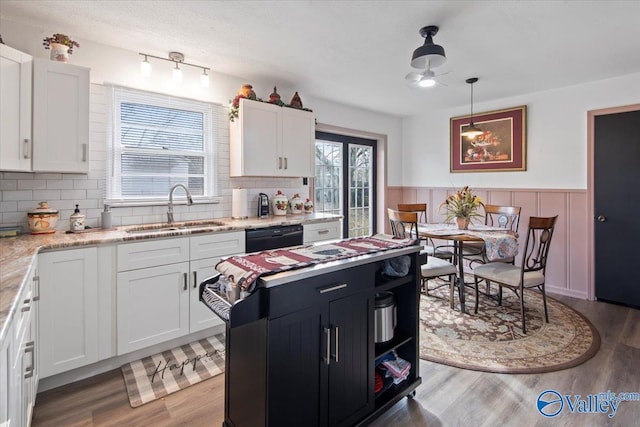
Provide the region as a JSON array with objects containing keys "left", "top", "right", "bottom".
[{"left": 167, "top": 184, "right": 193, "bottom": 224}]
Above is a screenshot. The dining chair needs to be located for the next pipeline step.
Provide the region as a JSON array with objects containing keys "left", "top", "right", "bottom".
[
  {"left": 472, "top": 215, "right": 558, "bottom": 333},
  {"left": 463, "top": 204, "right": 522, "bottom": 263},
  {"left": 388, "top": 208, "right": 459, "bottom": 308},
  {"left": 397, "top": 203, "right": 453, "bottom": 261}
]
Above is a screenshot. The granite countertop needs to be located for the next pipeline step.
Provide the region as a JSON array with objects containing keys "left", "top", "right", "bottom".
[{"left": 0, "top": 213, "right": 341, "bottom": 343}]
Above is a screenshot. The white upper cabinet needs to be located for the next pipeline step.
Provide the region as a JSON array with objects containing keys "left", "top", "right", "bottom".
[
  {"left": 230, "top": 98, "right": 314, "bottom": 177},
  {"left": 32, "top": 58, "right": 90, "bottom": 173},
  {"left": 0, "top": 44, "right": 33, "bottom": 172}
]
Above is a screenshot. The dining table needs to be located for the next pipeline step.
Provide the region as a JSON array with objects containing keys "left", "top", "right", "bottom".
[{"left": 416, "top": 223, "right": 519, "bottom": 313}]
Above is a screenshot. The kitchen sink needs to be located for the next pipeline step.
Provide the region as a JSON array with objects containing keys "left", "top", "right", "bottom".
[{"left": 125, "top": 220, "right": 228, "bottom": 234}]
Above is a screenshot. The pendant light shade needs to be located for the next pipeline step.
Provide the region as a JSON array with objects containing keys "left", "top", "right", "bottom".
[
  {"left": 411, "top": 25, "right": 446, "bottom": 69},
  {"left": 460, "top": 77, "right": 484, "bottom": 139}
]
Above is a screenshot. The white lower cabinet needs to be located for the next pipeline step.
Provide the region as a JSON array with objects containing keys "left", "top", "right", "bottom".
[
  {"left": 303, "top": 220, "right": 342, "bottom": 244},
  {"left": 188, "top": 231, "right": 245, "bottom": 333},
  {"left": 116, "top": 231, "right": 245, "bottom": 354},
  {"left": 1, "top": 260, "right": 38, "bottom": 427},
  {"left": 117, "top": 262, "right": 190, "bottom": 354},
  {"left": 39, "top": 247, "right": 98, "bottom": 378}
]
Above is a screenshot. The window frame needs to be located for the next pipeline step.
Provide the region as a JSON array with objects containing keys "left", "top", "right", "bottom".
[{"left": 106, "top": 86, "right": 218, "bottom": 205}]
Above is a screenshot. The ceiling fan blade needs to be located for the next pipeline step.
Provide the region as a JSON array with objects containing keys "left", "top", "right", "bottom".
[{"left": 405, "top": 71, "right": 423, "bottom": 81}]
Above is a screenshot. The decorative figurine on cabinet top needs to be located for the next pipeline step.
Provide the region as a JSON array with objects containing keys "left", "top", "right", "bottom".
[
  {"left": 289, "top": 91, "right": 303, "bottom": 109},
  {"left": 268, "top": 86, "right": 285, "bottom": 106}
]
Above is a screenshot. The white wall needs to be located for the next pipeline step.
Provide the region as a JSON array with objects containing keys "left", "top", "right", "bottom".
[
  {"left": 402, "top": 72, "right": 640, "bottom": 189},
  {"left": 0, "top": 19, "right": 403, "bottom": 230}
]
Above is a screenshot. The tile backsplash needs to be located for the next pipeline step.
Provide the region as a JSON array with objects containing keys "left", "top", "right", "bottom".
[{"left": 0, "top": 84, "right": 309, "bottom": 232}]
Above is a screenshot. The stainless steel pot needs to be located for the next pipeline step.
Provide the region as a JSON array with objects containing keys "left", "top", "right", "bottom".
[{"left": 374, "top": 292, "right": 396, "bottom": 343}]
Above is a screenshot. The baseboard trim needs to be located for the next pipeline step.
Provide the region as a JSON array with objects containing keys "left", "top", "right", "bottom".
[
  {"left": 546, "top": 285, "right": 587, "bottom": 300},
  {"left": 37, "top": 325, "right": 225, "bottom": 393}
]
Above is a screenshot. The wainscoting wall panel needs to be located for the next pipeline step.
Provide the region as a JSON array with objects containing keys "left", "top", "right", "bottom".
[{"left": 387, "top": 186, "right": 590, "bottom": 300}]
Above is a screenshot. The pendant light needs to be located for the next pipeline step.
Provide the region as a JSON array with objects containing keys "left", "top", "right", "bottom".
[{"left": 460, "top": 77, "right": 484, "bottom": 139}]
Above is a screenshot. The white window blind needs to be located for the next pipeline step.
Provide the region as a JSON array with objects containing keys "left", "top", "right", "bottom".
[{"left": 107, "top": 86, "right": 219, "bottom": 203}]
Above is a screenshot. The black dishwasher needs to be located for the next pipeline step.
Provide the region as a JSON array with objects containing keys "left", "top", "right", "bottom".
[{"left": 245, "top": 224, "right": 303, "bottom": 252}]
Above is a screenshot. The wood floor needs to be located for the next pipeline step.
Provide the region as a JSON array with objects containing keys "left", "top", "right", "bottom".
[{"left": 32, "top": 295, "right": 639, "bottom": 426}]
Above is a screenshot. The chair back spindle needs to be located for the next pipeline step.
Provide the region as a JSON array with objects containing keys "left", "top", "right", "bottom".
[
  {"left": 387, "top": 208, "right": 419, "bottom": 240},
  {"left": 522, "top": 216, "right": 557, "bottom": 274}
]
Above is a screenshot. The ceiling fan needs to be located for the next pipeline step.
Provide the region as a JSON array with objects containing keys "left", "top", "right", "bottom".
[{"left": 405, "top": 65, "right": 450, "bottom": 88}]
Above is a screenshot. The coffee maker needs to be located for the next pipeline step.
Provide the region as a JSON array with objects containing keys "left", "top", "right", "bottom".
[{"left": 258, "top": 193, "right": 269, "bottom": 217}]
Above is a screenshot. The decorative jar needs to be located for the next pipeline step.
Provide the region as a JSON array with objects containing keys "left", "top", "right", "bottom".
[
  {"left": 27, "top": 202, "right": 59, "bottom": 234},
  {"left": 304, "top": 198, "right": 314, "bottom": 214},
  {"left": 455, "top": 217, "right": 470, "bottom": 230},
  {"left": 272, "top": 191, "right": 289, "bottom": 216},
  {"left": 49, "top": 42, "right": 69, "bottom": 62},
  {"left": 290, "top": 193, "right": 303, "bottom": 214}
]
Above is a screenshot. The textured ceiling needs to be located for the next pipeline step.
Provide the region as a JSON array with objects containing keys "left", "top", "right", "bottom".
[{"left": 1, "top": 0, "right": 640, "bottom": 117}]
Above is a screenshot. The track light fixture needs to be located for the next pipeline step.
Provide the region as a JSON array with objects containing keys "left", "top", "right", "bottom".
[
  {"left": 139, "top": 52, "right": 210, "bottom": 87},
  {"left": 460, "top": 77, "right": 484, "bottom": 139}
]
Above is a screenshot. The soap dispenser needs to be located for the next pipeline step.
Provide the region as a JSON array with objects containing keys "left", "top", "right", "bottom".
[{"left": 70, "top": 204, "right": 85, "bottom": 231}]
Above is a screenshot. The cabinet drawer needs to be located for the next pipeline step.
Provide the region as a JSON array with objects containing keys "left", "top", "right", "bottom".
[
  {"left": 117, "top": 237, "right": 189, "bottom": 271},
  {"left": 190, "top": 231, "right": 245, "bottom": 261},
  {"left": 268, "top": 263, "right": 375, "bottom": 318},
  {"left": 303, "top": 220, "right": 341, "bottom": 244}
]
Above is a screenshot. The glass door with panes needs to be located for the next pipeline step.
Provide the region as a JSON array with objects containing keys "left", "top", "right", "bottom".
[{"left": 314, "top": 132, "right": 376, "bottom": 238}]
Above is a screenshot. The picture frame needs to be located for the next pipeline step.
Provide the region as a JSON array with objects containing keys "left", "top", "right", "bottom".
[{"left": 450, "top": 105, "right": 527, "bottom": 172}]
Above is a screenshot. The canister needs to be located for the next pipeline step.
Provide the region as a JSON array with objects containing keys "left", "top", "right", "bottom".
[{"left": 374, "top": 292, "right": 397, "bottom": 343}]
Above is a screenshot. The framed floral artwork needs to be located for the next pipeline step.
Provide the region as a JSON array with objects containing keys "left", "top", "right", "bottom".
[{"left": 450, "top": 105, "right": 527, "bottom": 172}]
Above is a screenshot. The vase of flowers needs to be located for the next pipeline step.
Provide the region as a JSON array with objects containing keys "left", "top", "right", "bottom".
[
  {"left": 439, "top": 186, "right": 484, "bottom": 229},
  {"left": 43, "top": 33, "right": 79, "bottom": 63}
]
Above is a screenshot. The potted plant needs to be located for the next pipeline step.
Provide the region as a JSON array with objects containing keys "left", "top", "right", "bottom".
[
  {"left": 43, "top": 33, "right": 79, "bottom": 62},
  {"left": 439, "top": 186, "right": 484, "bottom": 229}
]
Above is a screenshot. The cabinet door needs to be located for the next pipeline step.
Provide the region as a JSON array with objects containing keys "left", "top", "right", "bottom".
[
  {"left": 117, "top": 262, "right": 190, "bottom": 354},
  {"left": 328, "top": 293, "right": 374, "bottom": 427},
  {"left": 32, "top": 59, "right": 90, "bottom": 173},
  {"left": 189, "top": 258, "right": 223, "bottom": 333},
  {"left": 230, "top": 99, "right": 279, "bottom": 177},
  {"left": 268, "top": 307, "right": 325, "bottom": 427},
  {"left": 39, "top": 247, "right": 98, "bottom": 378},
  {"left": 0, "top": 44, "right": 32, "bottom": 172},
  {"left": 0, "top": 330, "right": 11, "bottom": 425},
  {"left": 281, "top": 106, "right": 314, "bottom": 177}
]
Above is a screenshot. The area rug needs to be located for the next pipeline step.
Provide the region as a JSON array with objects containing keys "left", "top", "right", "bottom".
[
  {"left": 121, "top": 334, "right": 225, "bottom": 407},
  {"left": 419, "top": 281, "right": 600, "bottom": 373}
]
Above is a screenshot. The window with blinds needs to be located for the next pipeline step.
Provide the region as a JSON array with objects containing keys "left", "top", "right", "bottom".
[{"left": 107, "top": 86, "right": 218, "bottom": 203}]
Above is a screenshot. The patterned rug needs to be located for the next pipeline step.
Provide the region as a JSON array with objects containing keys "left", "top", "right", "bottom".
[
  {"left": 419, "top": 281, "right": 601, "bottom": 373},
  {"left": 121, "top": 334, "right": 225, "bottom": 407}
]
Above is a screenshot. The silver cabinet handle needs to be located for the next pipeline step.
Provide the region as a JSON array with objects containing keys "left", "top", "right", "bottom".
[
  {"left": 318, "top": 229, "right": 329, "bottom": 235},
  {"left": 193, "top": 271, "right": 197, "bottom": 288},
  {"left": 24, "top": 341, "right": 35, "bottom": 379},
  {"left": 319, "top": 283, "right": 347, "bottom": 294},
  {"left": 332, "top": 326, "right": 339, "bottom": 362},
  {"left": 597, "top": 215, "right": 606, "bottom": 222},
  {"left": 33, "top": 275, "right": 40, "bottom": 301},
  {"left": 23, "top": 139, "right": 30, "bottom": 159},
  {"left": 183, "top": 273, "right": 188, "bottom": 291},
  {"left": 284, "top": 157, "right": 288, "bottom": 169},
  {"left": 324, "top": 327, "right": 331, "bottom": 365},
  {"left": 82, "top": 144, "right": 87, "bottom": 162},
  {"left": 278, "top": 157, "right": 282, "bottom": 169}
]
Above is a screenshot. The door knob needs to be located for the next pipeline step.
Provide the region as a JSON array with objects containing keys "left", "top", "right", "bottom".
[{"left": 596, "top": 215, "right": 606, "bottom": 222}]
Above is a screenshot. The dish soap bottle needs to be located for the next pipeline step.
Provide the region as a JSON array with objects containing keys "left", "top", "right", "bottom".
[{"left": 70, "top": 204, "right": 85, "bottom": 232}]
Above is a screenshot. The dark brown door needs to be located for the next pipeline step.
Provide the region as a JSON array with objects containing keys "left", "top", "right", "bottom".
[{"left": 594, "top": 110, "right": 640, "bottom": 307}]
